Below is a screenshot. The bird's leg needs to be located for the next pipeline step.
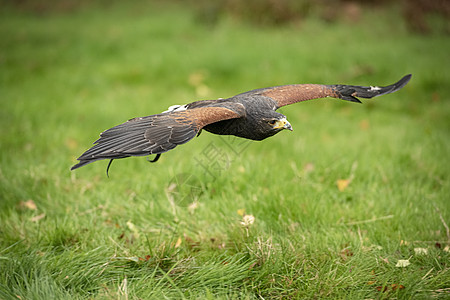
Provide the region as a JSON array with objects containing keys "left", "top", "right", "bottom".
[
  {"left": 106, "top": 159, "right": 114, "bottom": 178},
  {"left": 147, "top": 154, "right": 161, "bottom": 163}
]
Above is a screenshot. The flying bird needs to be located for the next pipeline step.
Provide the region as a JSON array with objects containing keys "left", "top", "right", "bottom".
[{"left": 71, "top": 74, "right": 411, "bottom": 174}]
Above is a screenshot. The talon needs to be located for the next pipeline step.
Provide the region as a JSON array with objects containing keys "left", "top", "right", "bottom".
[
  {"left": 147, "top": 154, "right": 161, "bottom": 163},
  {"left": 106, "top": 159, "right": 114, "bottom": 178}
]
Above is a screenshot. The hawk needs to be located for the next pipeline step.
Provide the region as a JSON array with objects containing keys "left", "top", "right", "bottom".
[{"left": 71, "top": 74, "right": 411, "bottom": 174}]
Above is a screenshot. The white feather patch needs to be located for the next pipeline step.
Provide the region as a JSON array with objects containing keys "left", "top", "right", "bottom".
[{"left": 162, "top": 104, "right": 188, "bottom": 113}]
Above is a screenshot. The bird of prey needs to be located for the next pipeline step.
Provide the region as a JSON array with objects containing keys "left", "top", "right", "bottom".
[{"left": 71, "top": 74, "right": 411, "bottom": 174}]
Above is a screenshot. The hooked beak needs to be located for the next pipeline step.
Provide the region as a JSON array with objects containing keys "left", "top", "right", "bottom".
[{"left": 274, "top": 117, "right": 293, "bottom": 131}]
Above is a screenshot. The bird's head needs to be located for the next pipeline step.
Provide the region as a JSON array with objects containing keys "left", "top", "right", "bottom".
[
  {"left": 265, "top": 115, "right": 293, "bottom": 132},
  {"left": 253, "top": 111, "right": 293, "bottom": 140}
]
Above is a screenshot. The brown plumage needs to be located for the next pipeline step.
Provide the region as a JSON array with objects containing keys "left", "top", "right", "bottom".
[{"left": 71, "top": 74, "right": 411, "bottom": 173}]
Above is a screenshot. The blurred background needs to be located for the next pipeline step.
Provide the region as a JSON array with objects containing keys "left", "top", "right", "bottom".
[{"left": 5, "top": 0, "right": 450, "bottom": 34}]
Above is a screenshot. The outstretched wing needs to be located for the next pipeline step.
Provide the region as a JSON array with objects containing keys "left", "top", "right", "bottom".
[
  {"left": 242, "top": 74, "right": 411, "bottom": 108},
  {"left": 71, "top": 104, "right": 245, "bottom": 170}
]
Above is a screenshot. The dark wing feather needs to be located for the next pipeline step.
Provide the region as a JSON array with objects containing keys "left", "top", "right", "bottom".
[
  {"left": 71, "top": 104, "right": 244, "bottom": 170},
  {"left": 248, "top": 74, "right": 412, "bottom": 108}
]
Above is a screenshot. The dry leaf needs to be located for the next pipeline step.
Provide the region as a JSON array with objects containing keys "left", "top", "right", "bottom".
[
  {"left": 237, "top": 209, "right": 245, "bottom": 216},
  {"left": 183, "top": 233, "right": 200, "bottom": 249},
  {"left": 380, "top": 256, "right": 389, "bottom": 264},
  {"left": 188, "top": 71, "right": 206, "bottom": 86},
  {"left": 303, "top": 162, "right": 315, "bottom": 173},
  {"left": 175, "top": 237, "right": 182, "bottom": 248},
  {"left": 195, "top": 84, "right": 210, "bottom": 97},
  {"left": 21, "top": 199, "right": 37, "bottom": 210},
  {"left": 414, "top": 247, "right": 428, "bottom": 255},
  {"left": 337, "top": 179, "right": 350, "bottom": 191},
  {"left": 138, "top": 255, "right": 151, "bottom": 262},
  {"left": 340, "top": 248, "right": 354, "bottom": 260},
  {"left": 359, "top": 119, "right": 370, "bottom": 130},
  {"left": 395, "top": 259, "right": 411, "bottom": 267},
  {"left": 126, "top": 221, "right": 140, "bottom": 238},
  {"left": 241, "top": 214, "right": 255, "bottom": 226},
  {"left": 166, "top": 182, "right": 177, "bottom": 193},
  {"left": 444, "top": 245, "right": 450, "bottom": 253},
  {"left": 376, "top": 286, "right": 388, "bottom": 292},
  {"left": 188, "top": 201, "right": 199, "bottom": 214},
  {"left": 31, "top": 213, "right": 45, "bottom": 222},
  {"left": 391, "top": 283, "right": 405, "bottom": 290},
  {"left": 65, "top": 138, "right": 78, "bottom": 150}
]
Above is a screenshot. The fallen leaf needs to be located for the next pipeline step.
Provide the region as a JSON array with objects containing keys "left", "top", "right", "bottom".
[
  {"left": 121, "top": 257, "right": 139, "bottom": 262},
  {"left": 138, "top": 256, "right": 151, "bottom": 262},
  {"left": 175, "top": 237, "right": 182, "bottom": 248},
  {"left": 414, "top": 247, "right": 428, "bottom": 255},
  {"left": 195, "top": 84, "right": 210, "bottom": 97},
  {"left": 375, "top": 283, "right": 405, "bottom": 293},
  {"left": 188, "top": 70, "right": 206, "bottom": 86},
  {"left": 21, "top": 199, "right": 37, "bottom": 210},
  {"left": 396, "top": 259, "right": 411, "bottom": 268},
  {"left": 337, "top": 179, "right": 350, "bottom": 191},
  {"left": 184, "top": 233, "right": 200, "bottom": 249},
  {"left": 65, "top": 138, "right": 78, "bottom": 150},
  {"left": 339, "top": 248, "right": 354, "bottom": 260},
  {"left": 248, "top": 261, "right": 258, "bottom": 270},
  {"left": 359, "top": 119, "right": 370, "bottom": 130},
  {"left": 303, "top": 162, "right": 315, "bottom": 173},
  {"left": 376, "top": 286, "right": 388, "bottom": 292},
  {"left": 391, "top": 283, "right": 405, "bottom": 290},
  {"left": 167, "top": 183, "right": 178, "bottom": 196},
  {"left": 380, "top": 256, "right": 389, "bottom": 264},
  {"left": 126, "top": 221, "right": 140, "bottom": 238},
  {"left": 241, "top": 214, "right": 255, "bottom": 226},
  {"left": 188, "top": 201, "right": 199, "bottom": 214},
  {"left": 444, "top": 245, "right": 449, "bottom": 253},
  {"left": 31, "top": 213, "right": 45, "bottom": 222}
]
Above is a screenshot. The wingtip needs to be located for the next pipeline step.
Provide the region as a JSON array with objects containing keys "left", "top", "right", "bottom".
[
  {"left": 394, "top": 74, "right": 412, "bottom": 91},
  {"left": 70, "top": 159, "right": 91, "bottom": 171},
  {"left": 70, "top": 163, "right": 81, "bottom": 171}
]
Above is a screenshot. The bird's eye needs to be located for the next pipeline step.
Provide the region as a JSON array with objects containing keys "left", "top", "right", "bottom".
[{"left": 268, "top": 120, "right": 277, "bottom": 125}]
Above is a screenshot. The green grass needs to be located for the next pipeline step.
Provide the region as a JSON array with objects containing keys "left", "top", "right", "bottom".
[{"left": 1, "top": 2, "right": 449, "bottom": 299}]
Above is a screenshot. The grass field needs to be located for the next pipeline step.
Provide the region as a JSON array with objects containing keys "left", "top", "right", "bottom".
[{"left": 1, "top": 2, "right": 449, "bottom": 299}]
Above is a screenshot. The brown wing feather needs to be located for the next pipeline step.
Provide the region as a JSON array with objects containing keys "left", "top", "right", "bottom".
[
  {"left": 259, "top": 74, "right": 412, "bottom": 108},
  {"left": 71, "top": 104, "right": 244, "bottom": 170},
  {"left": 260, "top": 84, "right": 333, "bottom": 107}
]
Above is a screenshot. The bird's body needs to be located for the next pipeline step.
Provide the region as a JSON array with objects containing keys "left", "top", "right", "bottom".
[{"left": 71, "top": 75, "right": 411, "bottom": 172}]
